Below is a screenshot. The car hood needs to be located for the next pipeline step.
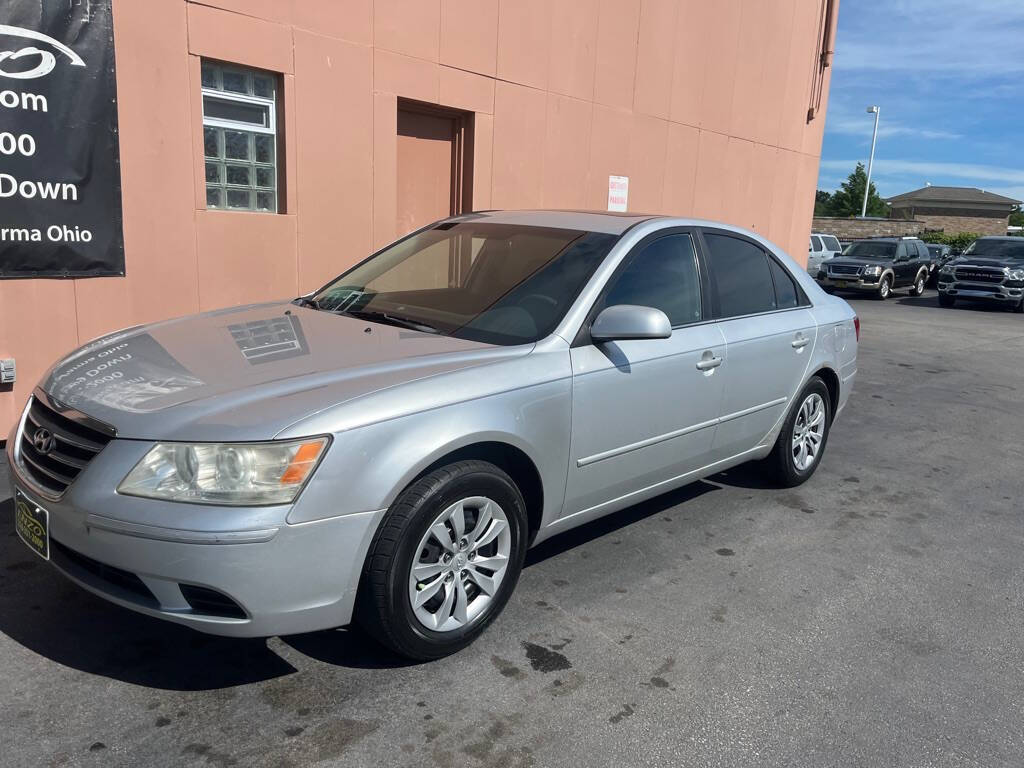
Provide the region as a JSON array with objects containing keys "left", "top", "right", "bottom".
[
  {"left": 824, "top": 257, "right": 890, "bottom": 269},
  {"left": 949, "top": 257, "right": 1020, "bottom": 269},
  {"left": 40, "top": 302, "right": 529, "bottom": 441}
]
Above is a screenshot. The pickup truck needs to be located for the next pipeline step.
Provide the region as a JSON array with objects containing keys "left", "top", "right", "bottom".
[{"left": 937, "top": 237, "right": 1024, "bottom": 312}]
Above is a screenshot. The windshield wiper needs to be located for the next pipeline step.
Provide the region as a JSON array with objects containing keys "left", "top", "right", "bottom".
[{"left": 336, "top": 308, "right": 442, "bottom": 335}]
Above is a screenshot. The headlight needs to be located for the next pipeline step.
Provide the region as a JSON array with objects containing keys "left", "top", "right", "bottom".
[
  {"left": 939, "top": 264, "right": 955, "bottom": 275},
  {"left": 862, "top": 265, "right": 882, "bottom": 277},
  {"left": 1007, "top": 268, "right": 1024, "bottom": 281},
  {"left": 117, "top": 438, "right": 329, "bottom": 505}
]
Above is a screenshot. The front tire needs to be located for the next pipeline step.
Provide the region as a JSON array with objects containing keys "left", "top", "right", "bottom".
[
  {"left": 876, "top": 275, "right": 892, "bottom": 300},
  {"left": 357, "top": 461, "right": 528, "bottom": 660},
  {"left": 1014, "top": 297, "right": 1024, "bottom": 314},
  {"left": 770, "top": 377, "right": 832, "bottom": 487},
  {"left": 938, "top": 293, "right": 955, "bottom": 308}
]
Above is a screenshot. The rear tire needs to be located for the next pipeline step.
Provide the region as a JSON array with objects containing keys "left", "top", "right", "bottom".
[
  {"left": 876, "top": 275, "right": 892, "bottom": 300},
  {"left": 938, "top": 294, "right": 955, "bottom": 308},
  {"left": 909, "top": 272, "right": 926, "bottom": 297},
  {"left": 1014, "top": 297, "right": 1024, "bottom": 314},
  {"left": 770, "top": 377, "right": 832, "bottom": 488},
  {"left": 356, "top": 461, "right": 528, "bottom": 660}
]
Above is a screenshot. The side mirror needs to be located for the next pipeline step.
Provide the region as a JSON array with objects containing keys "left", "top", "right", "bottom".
[{"left": 590, "top": 305, "right": 672, "bottom": 342}]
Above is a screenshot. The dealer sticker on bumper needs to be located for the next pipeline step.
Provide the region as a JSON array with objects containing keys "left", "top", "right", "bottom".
[{"left": 14, "top": 488, "right": 49, "bottom": 561}]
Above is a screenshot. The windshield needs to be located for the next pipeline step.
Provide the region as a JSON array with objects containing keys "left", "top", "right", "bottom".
[
  {"left": 311, "top": 222, "right": 617, "bottom": 345},
  {"left": 843, "top": 241, "right": 896, "bottom": 259},
  {"left": 962, "top": 239, "right": 1024, "bottom": 262}
]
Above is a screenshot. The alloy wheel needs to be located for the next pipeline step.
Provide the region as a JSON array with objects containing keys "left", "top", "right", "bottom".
[
  {"left": 791, "top": 393, "right": 826, "bottom": 471},
  {"left": 408, "top": 496, "right": 511, "bottom": 632}
]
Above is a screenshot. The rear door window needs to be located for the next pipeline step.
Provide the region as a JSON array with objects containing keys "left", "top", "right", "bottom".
[
  {"left": 704, "top": 233, "right": 777, "bottom": 318},
  {"left": 768, "top": 258, "right": 799, "bottom": 309},
  {"left": 823, "top": 236, "right": 840, "bottom": 252}
]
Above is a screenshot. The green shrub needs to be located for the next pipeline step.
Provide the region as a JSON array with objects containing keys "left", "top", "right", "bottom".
[{"left": 919, "top": 231, "right": 980, "bottom": 252}]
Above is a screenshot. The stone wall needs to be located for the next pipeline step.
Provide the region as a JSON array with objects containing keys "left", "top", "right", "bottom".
[
  {"left": 912, "top": 214, "right": 1008, "bottom": 237},
  {"left": 811, "top": 217, "right": 923, "bottom": 240}
]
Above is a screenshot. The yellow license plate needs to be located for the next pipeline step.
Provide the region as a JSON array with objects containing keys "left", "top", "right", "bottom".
[{"left": 15, "top": 488, "right": 49, "bottom": 560}]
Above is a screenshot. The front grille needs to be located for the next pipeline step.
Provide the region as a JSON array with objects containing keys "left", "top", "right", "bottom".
[
  {"left": 180, "top": 585, "right": 247, "bottom": 619},
  {"left": 50, "top": 539, "right": 158, "bottom": 606},
  {"left": 954, "top": 267, "right": 1005, "bottom": 284},
  {"left": 17, "top": 395, "right": 115, "bottom": 497},
  {"left": 828, "top": 264, "right": 862, "bottom": 276},
  {"left": 955, "top": 283, "right": 1001, "bottom": 294}
]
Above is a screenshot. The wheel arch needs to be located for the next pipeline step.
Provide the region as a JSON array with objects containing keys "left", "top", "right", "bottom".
[
  {"left": 371, "top": 431, "right": 547, "bottom": 545},
  {"left": 409, "top": 440, "right": 545, "bottom": 543},
  {"left": 810, "top": 365, "right": 840, "bottom": 418}
]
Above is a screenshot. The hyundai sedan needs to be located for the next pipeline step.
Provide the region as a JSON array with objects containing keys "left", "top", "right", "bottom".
[{"left": 8, "top": 211, "right": 858, "bottom": 659}]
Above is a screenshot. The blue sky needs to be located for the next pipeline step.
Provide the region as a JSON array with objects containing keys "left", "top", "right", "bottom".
[{"left": 818, "top": 0, "right": 1024, "bottom": 202}]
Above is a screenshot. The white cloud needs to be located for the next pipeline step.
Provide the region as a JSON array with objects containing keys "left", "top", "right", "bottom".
[
  {"left": 836, "top": 0, "right": 1024, "bottom": 77},
  {"left": 819, "top": 159, "right": 1024, "bottom": 187},
  {"left": 824, "top": 111, "right": 961, "bottom": 141}
]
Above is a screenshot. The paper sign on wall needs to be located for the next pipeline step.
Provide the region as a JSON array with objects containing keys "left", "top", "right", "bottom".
[{"left": 607, "top": 175, "right": 628, "bottom": 213}]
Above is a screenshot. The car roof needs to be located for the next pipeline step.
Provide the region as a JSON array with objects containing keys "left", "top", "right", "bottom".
[
  {"left": 975, "top": 236, "right": 1020, "bottom": 241},
  {"left": 443, "top": 210, "right": 806, "bottom": 260},
  {"left": 450, "top": 209, "right": 662, "bottom": 235}
]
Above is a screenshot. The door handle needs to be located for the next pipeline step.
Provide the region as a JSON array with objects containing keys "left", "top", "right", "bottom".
[
  {"left": 791, "top": 335, "right": 810, "bottom": 349},
  {"left": 696, "top": 352, "right": 723, "bottom": 371}
]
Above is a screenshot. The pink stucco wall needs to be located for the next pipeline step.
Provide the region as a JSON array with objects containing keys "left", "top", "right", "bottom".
[{"left": 0, "top": 0, "right": 837, "bottom": 435}]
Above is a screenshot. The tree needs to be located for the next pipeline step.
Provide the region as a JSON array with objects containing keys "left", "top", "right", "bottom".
[
  {"left": 922, "top": 231, "right": 980, "bottom": 252},
  {"left": 819, "top": 162, "right": 887, "bottom": 217},
  {"left": 814, "top": 190, "right": 833, "bottom": 216},
  {"left": 1009, "top": 205, "right": 1024, "bottom": 228}
]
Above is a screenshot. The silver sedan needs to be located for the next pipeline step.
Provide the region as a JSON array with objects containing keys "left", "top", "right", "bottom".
[{"left": 7, "top": 211, "right": 858, "bottom": 659}]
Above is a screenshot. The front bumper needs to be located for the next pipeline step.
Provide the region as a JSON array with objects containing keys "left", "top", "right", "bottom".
[
  {"left": 6, "top": 431, "right": 384, "bottom": 637},
  {"left": 815, "top": 275, "right": 882, "bottom": 292},
  {"left": 937, "top": 279, "right": 1024, "bottom": 303}
]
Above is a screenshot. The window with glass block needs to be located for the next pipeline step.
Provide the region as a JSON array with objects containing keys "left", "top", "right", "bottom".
[{"left": 201, "top": 61, "right": 279, "bottom": 213}]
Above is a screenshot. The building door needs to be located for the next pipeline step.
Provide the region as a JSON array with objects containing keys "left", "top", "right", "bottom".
[{"left": 396, "top": 103, "right": 472, "bottom": 236}]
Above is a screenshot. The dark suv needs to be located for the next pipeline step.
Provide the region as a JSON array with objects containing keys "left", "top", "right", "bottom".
[
  {"left": 815, "top": 237, "right": 931, "bottom": 300},
  {"left": 924, "top": 243, "right": 953, "bottom": 287},
  {"left": 937, "top": 237, "right": 1024, "bottom": 312}
]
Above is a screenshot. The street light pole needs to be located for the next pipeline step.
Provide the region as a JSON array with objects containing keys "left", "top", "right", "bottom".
[{"left": 861, "top": 105, "right": 880, "bottom": 218}]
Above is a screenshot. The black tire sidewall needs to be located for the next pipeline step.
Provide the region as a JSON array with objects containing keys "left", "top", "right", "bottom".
[
  {"left": 878, "top": 276, "right": 891, "bottom": 299},
  {"left": 381, "top": 465, "right": 528, "bottom": 658},
  {"left": 776, "top": 378, "right": 832, "bottom": 486}
]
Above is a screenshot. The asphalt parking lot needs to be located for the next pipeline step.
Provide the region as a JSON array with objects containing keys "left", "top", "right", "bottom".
[{"left": 2, "top": 290, "right": 1022, "bottom": 768}]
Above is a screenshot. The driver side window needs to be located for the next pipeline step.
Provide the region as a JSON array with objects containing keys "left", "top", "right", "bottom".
[{"left": 600, "top": 234, "right": 702, "bottom": 327}]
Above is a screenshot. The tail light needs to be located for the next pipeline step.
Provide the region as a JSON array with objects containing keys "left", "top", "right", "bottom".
[{"left": 853, "top": 315, "right": 860, "bottom": 342}]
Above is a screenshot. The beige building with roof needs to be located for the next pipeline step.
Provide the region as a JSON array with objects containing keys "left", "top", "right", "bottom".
[{"left": 887, "top": 186, "right": 1020, "bottom": 236}]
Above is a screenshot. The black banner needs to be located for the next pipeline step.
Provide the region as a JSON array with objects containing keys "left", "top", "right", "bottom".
[{"left": 0, "top": 0, "right": 124, "bottom": 278}]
